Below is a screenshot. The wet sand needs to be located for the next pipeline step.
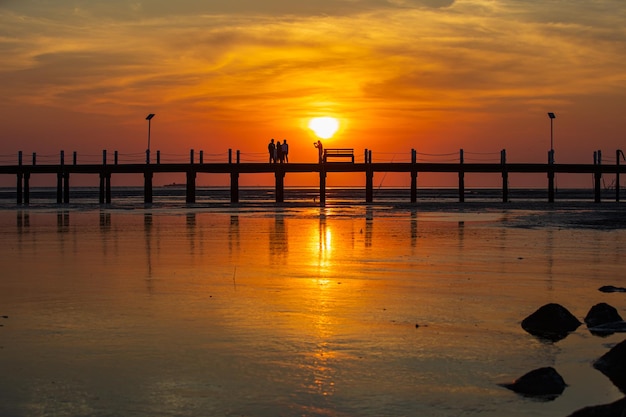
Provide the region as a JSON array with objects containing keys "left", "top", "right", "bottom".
[{"left": 0, "top": 203, "right": 625, "bottom": 416}]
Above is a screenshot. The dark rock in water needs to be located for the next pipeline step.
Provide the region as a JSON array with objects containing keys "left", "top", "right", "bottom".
[
  {"left": 567, "top": 397, "right": 626, "bottom": 417},
  {"left": 594, "top": 339, "right": 626, "bottom": 393},
  {"left": 585, "top": 303, "right": 623, "bottom": 327},
  {"left": 501, "top": 366, "right": 566, "bottom": 399},
  {"left": 599, "top": 285, "right": 626, "bottom": 293},
  {"left": 521, "top": 303, "right": 582, "bottom": 342}
]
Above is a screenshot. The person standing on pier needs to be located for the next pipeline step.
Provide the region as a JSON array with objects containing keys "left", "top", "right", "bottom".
[
  {"left": 277, "top": 140, "right": 284, "bottom": 163},
  {"left": 268, "top": 139, "right": 276, "bottom": 163},
  {"left": 314, "top": 140, "right": 323, "bottom": 163},
  {"left": 282, "top": 139, "right": 289, "bottom": 163}
]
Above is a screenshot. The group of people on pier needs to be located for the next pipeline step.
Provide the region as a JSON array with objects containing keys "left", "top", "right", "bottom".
[{"left": 268, "top": 139, "right": 289, "bottom": 163}]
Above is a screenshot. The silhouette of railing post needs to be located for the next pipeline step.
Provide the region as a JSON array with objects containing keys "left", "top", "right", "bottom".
[
  {"left": 365, "top": 150, "right": 373, "bottom": 203},
  {"left": 32, "top": 152, "right": 36, "bottom": 166},
  {"left": 156, "top": 151, "right": 161, "bottom": 164},
  {"left": 229, "top": 149, "right": 239, "bottom": 203},
  {"left": 410, "top": 149, "right": 417, "bottom": 203},
  {"left": 186, "top": 149, "right": 196, "bottom": 203},
  {"left": 114, "top": 151, "right": 118, "bottom": 165},
  {"left": 459, "top": 149, "right": 465, "bottom": 203},
  {"left": 199, "top": 150, "right": 204, "bottom": 164},
  {"left": 501, "top": 149, "right": 508, "bottom": 202},
  {"left": 547, "top": 150, "right": 555, "bottom": 203},
  {"left": 594, "top": 150, "right": 602, "bottom": 203},
  {"left": 73, "top": 151, "right": 77, "bottom": 165}
]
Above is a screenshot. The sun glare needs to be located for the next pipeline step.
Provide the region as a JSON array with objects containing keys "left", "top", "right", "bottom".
[{"left": 308, "top": 117, "right": 339, "bottom": 139}]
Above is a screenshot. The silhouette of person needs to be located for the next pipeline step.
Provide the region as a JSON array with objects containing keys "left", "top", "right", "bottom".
[
  {"left": 314, "top": 140, "right": 323, "bottom": 163},
  {"left": 268, "top": 139, "right": 276, "bottom": 163},
  {"left": 282, "top": 139, "right": 289, "bottom": 163},
  {"left": 277, "top": 140, "right": 283, "bottom": 163}
]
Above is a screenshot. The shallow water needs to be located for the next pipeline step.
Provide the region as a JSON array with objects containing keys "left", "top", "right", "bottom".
[{"left": 1, "top": 205, "right": 625, "bottom": 416}]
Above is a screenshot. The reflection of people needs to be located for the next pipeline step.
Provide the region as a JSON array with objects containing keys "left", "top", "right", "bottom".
[
  {"left": 314, "top": 140, "right": 323, "bottom": 163},
  {"left": 282, "top": 139, "right": 289, "bottom": 163},
  {"left": 268, "top": 138, "right": 276, "bottom": 163}
]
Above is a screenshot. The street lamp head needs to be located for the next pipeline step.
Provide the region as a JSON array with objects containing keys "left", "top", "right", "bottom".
[
  {"left": 146, "top": 113, "right": 155, "bottom": 120},
  {"left": 547, "top": 112, "right": 556, "bottom": 119}
]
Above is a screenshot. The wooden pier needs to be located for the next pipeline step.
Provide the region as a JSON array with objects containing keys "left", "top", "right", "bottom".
[{"left": 1, "top": 148, "right": 624, "bottom": 206}]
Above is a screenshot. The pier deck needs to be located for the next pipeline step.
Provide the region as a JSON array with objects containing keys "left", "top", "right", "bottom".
[{"left": 1, "top": 149, "right": 624, "bottom": 205}]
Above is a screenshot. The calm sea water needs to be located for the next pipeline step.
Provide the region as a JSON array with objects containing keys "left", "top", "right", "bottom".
[{"left": 0, "top": 190, "right": 625, "bottom": 416}]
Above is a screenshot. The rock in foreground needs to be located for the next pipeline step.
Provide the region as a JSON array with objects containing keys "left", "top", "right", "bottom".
[
  {"left": 594, "top": 339, "right": 626, "bottom": 393},
  {"left": 521, "top": 303, "right": 582, "bottom": 342},
  {"left": 585, "top": 303, "right": 623, "bottom": 328},
  {"left": 501, "top": 366, "right": 566, "bottom": 399}
]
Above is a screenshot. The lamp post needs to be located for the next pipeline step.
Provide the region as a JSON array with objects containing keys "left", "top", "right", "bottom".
[
  {"left": 146, "top": 113, "right": 155, "bottom": 164},
  {"left": 547, "top": 112, "right": 555, "bottom": 164}
]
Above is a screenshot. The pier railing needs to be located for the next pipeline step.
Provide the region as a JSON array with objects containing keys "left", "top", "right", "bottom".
[{"left": 1, "top": 148, "right": 624, "bottom": 206}]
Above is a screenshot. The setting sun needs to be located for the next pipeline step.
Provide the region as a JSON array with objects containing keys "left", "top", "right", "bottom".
[{"left": 308, "top": 117, "right": 339, "bottom": 139}]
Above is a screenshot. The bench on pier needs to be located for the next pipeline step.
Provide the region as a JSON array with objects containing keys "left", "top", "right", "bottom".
[{"left": 323, "top": 148, "right": 354, "bottom": 163}]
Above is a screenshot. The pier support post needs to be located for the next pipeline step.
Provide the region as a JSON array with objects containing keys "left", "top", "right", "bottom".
[
  {"left": 56, "top": 172, "right": 63, "bottom": 204},
  {"left": 410, "top": 149, "right": 417, "bottom": 203},
  {"left": 547, "top": 150, "right": 555, "bottom": 203},
  {"left": 547, "top": 172, "right": 555, "bottom": 203},
  {"left": 17, "top": 151, "right": 23, "bottom": 205},
  {"left": 594, "top": 151, "right": 602, "bottom": 203},
  {"left": 365, "top": 150, "right": 373, "bottom": 203},
  {"left": 319, "top": 168, "right": 326, "bottom": 206},
  {"left": 229, "top": 151, "right": 239, "bottom": 203},
  {"left": 366, "top": 167, "right": 373, "bottom": 203},
  {"left": 57, "top": 151, "right": 64, "bottom": 204},
  {"left": 501, "top": 149, "right": 508, "bottom": 203},
  {"left": 144, "top": 171, "right": 153, "bottom": 204},
  {"left": 17, "top": 173, "right": 23, "bottom": 205},
  {"left": 186, "top": 170, "right": 196, "bottom": 203},
  {"left": 105, "top": 173, "right": 111, "bottom": 204},
  {"left": 594, "top": 170, "right": 602, "bottom": 203},
  {"left": 99, "top": 173, "right": 105, "bottom": 204},
  {"left": 24, "top": 173, "right": 30, "bottom": 205},
  {"left": 458, "top": 149, "right": 465, "bottom": 203},
  {"left": 275, "top": 167, "right": 285, "bottom": 203},
  {"left": 63, "top": 173, "right": 70, "bottom": 203},
  {"left": 230, "top": 172, "right": 239, "bottom": 203},
  {"left": 617, "top": 149, "right": 624, "bottom": 202}
]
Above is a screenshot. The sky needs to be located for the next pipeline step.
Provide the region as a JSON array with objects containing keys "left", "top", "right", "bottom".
[{"left": 1, "top": 0, "right": 625, "bottom": 187}]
